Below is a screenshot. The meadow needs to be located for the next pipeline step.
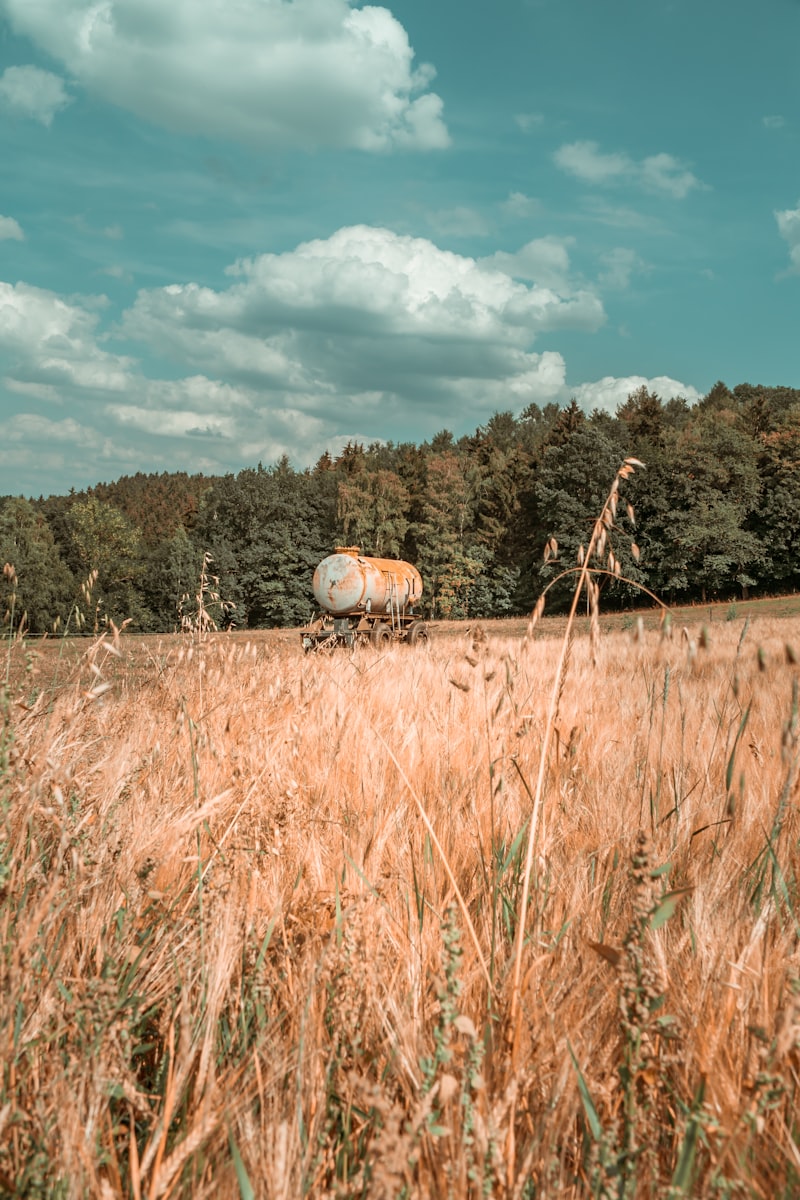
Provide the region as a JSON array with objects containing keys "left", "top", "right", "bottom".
[{"left": 1, "top": 584, "right": 799, "bottom": 1199}]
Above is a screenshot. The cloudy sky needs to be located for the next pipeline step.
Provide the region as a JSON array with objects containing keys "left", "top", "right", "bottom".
[{"left": 1, "top": 0, "right": 798, "bottom": 496}]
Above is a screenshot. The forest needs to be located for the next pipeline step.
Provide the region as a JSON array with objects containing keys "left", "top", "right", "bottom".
[{"left": 2, "top": 380, "right": 799, "bottom": 635}]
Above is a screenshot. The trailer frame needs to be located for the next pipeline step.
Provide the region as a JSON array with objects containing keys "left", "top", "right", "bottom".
[{"left": 300, "top": 611, "right": 429, "bottom": 652}]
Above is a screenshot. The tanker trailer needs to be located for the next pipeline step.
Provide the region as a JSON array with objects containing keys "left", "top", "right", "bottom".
[{"left": 300, "top": 547, "right": 429, "bottom": 651}]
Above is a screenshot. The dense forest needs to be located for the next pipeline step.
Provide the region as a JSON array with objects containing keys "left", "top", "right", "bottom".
[{"left": 2, "top": 381, "right": 799, "bottom": 635}]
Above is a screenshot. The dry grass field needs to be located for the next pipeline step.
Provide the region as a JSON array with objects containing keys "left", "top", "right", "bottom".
[{"left": 2, "top": 600, "right": 800, "bottom": 1197}]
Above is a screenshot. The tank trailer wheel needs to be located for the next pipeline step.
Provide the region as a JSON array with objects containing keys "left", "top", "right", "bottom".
[
  {"left": 370, "top": 622, "right": 392, "bottom": 649},
  {"left": 407, "top": 620, "right": 430, "bottom": 646}
]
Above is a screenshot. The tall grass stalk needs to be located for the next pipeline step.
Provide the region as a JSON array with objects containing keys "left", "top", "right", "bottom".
[
  {"left": 3, "top": 562, "right": 19, "bottom": 693},
  {"left": 509, "top": 458, "right": 644, "bottom": 1047}
]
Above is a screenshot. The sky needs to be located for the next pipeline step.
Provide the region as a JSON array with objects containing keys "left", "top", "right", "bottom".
[{"left": 1, "top": 0, "right": 799, "bottom": 498}]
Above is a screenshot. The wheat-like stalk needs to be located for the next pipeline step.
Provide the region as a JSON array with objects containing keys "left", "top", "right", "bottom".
[
  {"left": 3, "top": 556, "right": 800, "bottom": 1197},
  {"left": 508, "top": 458, "right": 644, "bottom": 1047}
]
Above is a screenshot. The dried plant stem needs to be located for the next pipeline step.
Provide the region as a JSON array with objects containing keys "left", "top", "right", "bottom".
[
  {"left": 537, "top": 565, "right": 668, "bottom": 614},
  {"left": 508, "top": 462, "right": 641, "bottom": 1048},
  {"left": 3, "top": 562, "right": 18, "bottom": 691}
]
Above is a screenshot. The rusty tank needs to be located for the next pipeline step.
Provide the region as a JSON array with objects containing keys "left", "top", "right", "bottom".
[{"left": 301, "top": 547, "right": 429, "bottom": 651}]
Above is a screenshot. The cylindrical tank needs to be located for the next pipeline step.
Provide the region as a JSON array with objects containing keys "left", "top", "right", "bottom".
[{"left": 313, "top": 548, "right": 423, "bottom": 617}]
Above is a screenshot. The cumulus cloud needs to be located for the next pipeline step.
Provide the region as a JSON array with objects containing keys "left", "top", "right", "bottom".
[
  {"left": 570, "top": 374, "right": 702, "bottom": 415},
  {"left": 2, "top": 0, "right": 448, "bottom": 151},
  {"left": 0, "top": 65, "right": 72, "bottom": 126},
  {"left": 482, "top": 236, "right": 579, "bottom": 293},
  {"left": 0, "top": 281, "right": 133, "bottom": 392},
  {"left": 0, "top": 215, "right": 24, "bottom": 241},
  {"left": 106, "top": 401, "right": 238, "bottom": 440},
  {"left": 776, "top": 203, "right": 800, "bottom": 273},
  {"left": 763, "top": 115, "right": 785, "bottom": 130},
  {"left": 122, "top": 226, "right": 602, "bottom": 397},
  {"left": 1, "top": 413, "right": 99, "bottom": 445},
  {"left": 1, "top": 225, "right": 613, "bottom": 490},
  {"left": 554, "top": 140, "right": 704, "bottom": 199}
]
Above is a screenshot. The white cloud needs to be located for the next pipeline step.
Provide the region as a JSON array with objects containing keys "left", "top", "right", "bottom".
[
  {"left": 1, "top": 413, "right": 97, "bottom": 445},
  {"left": 514, "top": 112, "right": 544, "bottom": 133},
  {"left": 639, "top": 153, "right": 701, "bottom": 200},
  {"left": 0, "top": 225, "right": 608, "bottom": 490},
  {"left": 501, "top": 191, "right": 541, "bottom": 219},
  {"left": 763, "top": 115, "right": 785, "bottom": 130},
  {"left": 426, "top": 206, "right": 491, "bottom": 237},
  {"left": 597, "top": 247, "right": 646, "bottom": 290},
  {"left": 123, "top": 226, "right": 604, "bottom": 382},
  {"left": 0, "top": 65, "right": 72, "bottom": 126},
  {"left": 0, "top": 215, "right": 24, "bottom": 241},
  {"left": 555, "top": 141, "right": 630, "bottom": 184},
  {"left": 0, "top": 412, "right": 145, "bottom": 495},
  {"left": 108, "top": 225, "right": 604, "bottom": 462},
  {"left": 554, "top": 140, "right": 704, "bottom": 198},
  {"left": 0, "top": 226, "right": 705, "bottom": 496},
  {"left": 99, "top": 265, "right": 132, "bottom": 282},
  {"left": 0, "top": 281, "right": 133, "bottom": 392},
  {"left": 3, "top": 0, "right": 448, "bottom": 151},
  {"left": 571, "top": 374, "right": 702, "bottom": 415},
  {"left": 3, "top": 378, "right": 60, "bottom": 403},
  {"left": 482, "top": 236, "right": 578, "bottom": 293},
  {"left": 106, "top": 402, "right": 237, "bottom": 440},
  {"left": 776, "top": 203, "right": 800, "bottom": 273},
  {"left": 580, "top": 198, "right": 665, "bottom": 232}
]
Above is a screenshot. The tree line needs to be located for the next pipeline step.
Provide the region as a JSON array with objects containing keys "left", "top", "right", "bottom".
[{"left": 2, "top": 380, "right": 799, "bottom": 635}]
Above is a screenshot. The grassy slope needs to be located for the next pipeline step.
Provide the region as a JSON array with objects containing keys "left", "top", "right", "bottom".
[{"left": 2, "top": 610, "right": 800, "bottom": 1197}]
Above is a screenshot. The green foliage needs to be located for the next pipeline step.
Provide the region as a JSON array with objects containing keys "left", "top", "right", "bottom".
[
  {"left": 229, "top": 1133, "right": 255, "bottom": 1200},
  {"left": 140, "top": 526, "right": 203, "bottom": 631},
  {"left": 4, "top": 381, "right": 800, "bottom": 632},
  {"left": 413, "top": 450, "right": 486, "bottom": 617},
  {"left": 87, "top": 471, "right": 218, "bottom": 546},
  {"left": 0, "top": 498, "right": 74, "bottom": 634},
  {"left": 66, "top": 495, "right": 150, "bottom": 629},
  {"left": 532, "top": 423, "right": 638, "bottom": 609},
  {"left": 192, "top": 459, "right": 338, "bottom": 628},
  {"left": 338, "top": 467, "right": 411, "bottom": 557}
]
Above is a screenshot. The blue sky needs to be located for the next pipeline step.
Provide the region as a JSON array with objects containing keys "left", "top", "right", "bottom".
[{"left": 1, "top": 0, "right": 798, "bottom": 497}]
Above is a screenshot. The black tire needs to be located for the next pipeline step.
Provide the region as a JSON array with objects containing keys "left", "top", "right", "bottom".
[
  {"left": 407, "top": 620, "right": 430, "bottom": 646},
  {"left": 370, "top": 622, "right": 392, "bottom": 648}
]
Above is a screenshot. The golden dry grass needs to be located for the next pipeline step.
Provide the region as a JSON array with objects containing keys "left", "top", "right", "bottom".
[{"left": 1, "top": 612, "right": 799, "bottom": 1198}]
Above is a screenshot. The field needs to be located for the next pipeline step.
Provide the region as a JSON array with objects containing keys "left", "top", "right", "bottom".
[{"left": 2, "top": 600, "right": 800, "bottom": 1197}]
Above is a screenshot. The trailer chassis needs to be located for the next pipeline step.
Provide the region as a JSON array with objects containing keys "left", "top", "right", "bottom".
[{"left": 300, "top": 612, "right": 429, "bottom": 652}]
